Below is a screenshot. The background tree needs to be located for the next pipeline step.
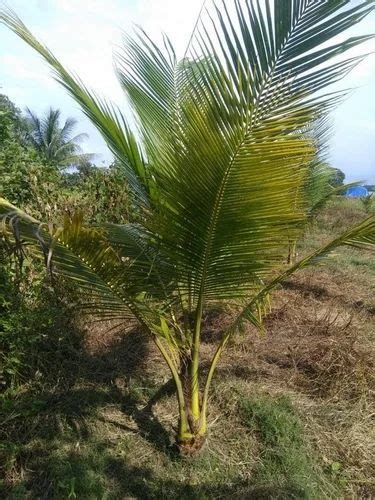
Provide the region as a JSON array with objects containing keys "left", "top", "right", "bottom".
[
  {"left": 328, "top": 167, "right": 345, "bottom": 187},
  {"left": 22, "top": 107, "right": 90, "bottom": 168},
  {"left": 0, "top": 94, "right": 50, "bottom": 206},
  {"left": 0, "top": 93, "right": 17, "bottom": 143},
  {"left": 0, "top": 93, "right": 28, "bottom": 144}
]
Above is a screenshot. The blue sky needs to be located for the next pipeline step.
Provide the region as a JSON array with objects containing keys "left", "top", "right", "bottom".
[{"left": 0, "top": 0, "right": 374, "bottom": 183}]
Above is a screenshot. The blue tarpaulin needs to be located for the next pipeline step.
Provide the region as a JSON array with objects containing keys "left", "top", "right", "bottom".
[{"left": 345, "top": 186, "right": 369, "bottom": 198}]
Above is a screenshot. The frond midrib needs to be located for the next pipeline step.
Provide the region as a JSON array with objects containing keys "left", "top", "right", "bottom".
[{"left": 193, "top": 1, "right": 315, "bottom": 309}]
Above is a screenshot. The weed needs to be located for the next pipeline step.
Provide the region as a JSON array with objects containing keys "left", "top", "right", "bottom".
[{"left": 360, "top": 194, "right": 374, "bottom": 214}]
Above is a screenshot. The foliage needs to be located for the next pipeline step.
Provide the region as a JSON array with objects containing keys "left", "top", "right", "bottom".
[
  {"left": 0, "top": 94, "right": 57, "bottom": 207},
  {"left": 360, "top": 194, "right": 373, "bottom": 214},
  {"left": 64, "top": 162, "right": 134, "bottom": 224},
  {"left": 0, "top": 93, "right": 131, "bottom": 223},
  {"left": 303, "top": 119, "right": 348, "bottom": 217},
  {"left": 19, "top": 161, "right": 134, "bottom": 224},
  {"left": 0, "top": 93, "right": 23, "bottom": 143},
  {"left": 0, "top": 259, "right": 78, "bottom": 391},
  {"left": 0, "top": 139, "right": 57, "bottom": 207},
  {"left": 328, "top": 167, "right": 345, "bottom": 188},
  {"left": 0, "top": 201, "right": 373, "bottom": 498},
  {"left": 1, "top": 0, "right": 375, "bottom": 453},
  {"left": 0, "top": 97, "right": 14, "bottom": 143},
  {"left": 0, "top": 96, "right": 93, "bottom": 211}
]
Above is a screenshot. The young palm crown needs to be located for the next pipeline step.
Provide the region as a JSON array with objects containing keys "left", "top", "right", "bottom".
[
  {"left": 23, "top": 107, "right": 89, "bottom": 167},
  {"left": 1, "top": 0, "right": 374, "bottom": 451}
]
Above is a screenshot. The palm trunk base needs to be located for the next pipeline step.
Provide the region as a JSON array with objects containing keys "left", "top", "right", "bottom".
[{"left": 176, "top": 433, "right": 206, "bottom": 456}]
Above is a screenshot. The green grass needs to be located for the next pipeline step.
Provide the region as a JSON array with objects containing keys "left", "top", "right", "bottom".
[
  {"left": 1, "top": 378, "right": 350, "bottom": 498},
  {"left": 240, "top": 395, "right": 341, "bottom": 499}
]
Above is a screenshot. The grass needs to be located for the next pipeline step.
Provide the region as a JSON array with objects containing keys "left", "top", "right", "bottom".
[
  {"left": 1, "top": 197, "right": 374, "bottom": 498},
  {"left": 240, "top": 394, "right": 342, "bottom": 499}
]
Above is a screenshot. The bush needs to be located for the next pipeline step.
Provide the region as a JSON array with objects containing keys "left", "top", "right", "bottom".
[{"left": 0, "top": 260, "right": 80, "bottom": 392}]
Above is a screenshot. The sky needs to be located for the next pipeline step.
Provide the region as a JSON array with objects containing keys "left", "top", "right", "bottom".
[{"left": 0, "top": 0, "right": 374, "bottom": 183}]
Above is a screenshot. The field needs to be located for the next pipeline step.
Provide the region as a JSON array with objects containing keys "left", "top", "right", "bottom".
[{"left": 1, "top": 197, "right": 374, "bottom": 499}]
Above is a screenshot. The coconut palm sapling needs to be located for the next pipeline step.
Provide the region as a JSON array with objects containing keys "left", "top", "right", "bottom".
[
  {"left": 1, "top": 1, "right": 375, "bottom": 452},
  {"left": 287, "top": 117, "right": 357, "bottom": 264}
]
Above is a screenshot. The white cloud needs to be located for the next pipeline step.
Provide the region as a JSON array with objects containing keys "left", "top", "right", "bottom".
[
  {"left": 1, "top": 53, "right": 57, "bottom": 88},
  {"left": 8, "top": 1, "right": 374, "bottom": 103},
  {"left": 33, "top": 0, "right": 205, "bottom": 98}
]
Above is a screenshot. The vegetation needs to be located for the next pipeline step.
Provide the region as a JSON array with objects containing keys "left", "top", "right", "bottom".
[
  {"left": 361, "top": 193, "right": 373, "bottom": 214},
  {"left": 0, "top": 94, "right": 46, "bottom": 206},
  {"left": 0, "top": 94, "right": 18, "bottom": 142},
  {"left": 0, "top": 199, "right": 374, "bottom": 498},
  {"left": 240, "top": 395, "right": 338, "bottom": 498},
  {"left": 0, "top": 92, "right": 132, "bottom": 224},
  {"left": 327, "top": 167, "right": 345, "bottom": 188},
  {"left": 1, "top": 1, "right": 374, "bottom": 455}
]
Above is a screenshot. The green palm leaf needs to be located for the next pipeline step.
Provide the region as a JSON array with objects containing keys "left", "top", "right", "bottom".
[
  {"left": 0, "top": 198, "right": 166, "bottom": 324},
  {"left": 232, "top": 215, "right": 375, "bottom": 333},
  {"left": 129, "top": 0, "right": 373, "bottom": 310},
  {"left": 2, "top": 2, "right": 372, "bottom": 309},
  {"left": 201, "top": 213, "right": 375, "bottom": 414}
]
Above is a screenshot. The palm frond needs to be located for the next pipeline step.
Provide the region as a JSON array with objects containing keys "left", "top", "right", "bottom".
[
  {"left": 24, "top": 106, "right": 44, "bottom": 150},
  {"left": 1, "top": 0, "right": 373, "bottom": 322},
  {"left": 0, "top": 198, "right": 163, "bottom": 325},
  {"left": 0, "top": 9, "right": 150, "bottom": 208},
  {"left": 135, "top": 0, "right": 374, "bottom": 308},
  {"left": 43, "top": 107, "right": 61, "bottom": 148},
  {"left": 68, "top": 132, "right": 89, "bottom": 145},
  {"left": 60, "top": 116, "right": 78, "bottom": 141},
  {"left": 228, "top": 214, "right": 375, "bottom": 335},
  {"left": 116, "top": 29, "right": 177, "bottom": 160}
]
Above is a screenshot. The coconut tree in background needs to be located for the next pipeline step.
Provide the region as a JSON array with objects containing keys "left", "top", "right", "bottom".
[
  {"left": 287, "top": 117, "right": 353, "bottom": 263},
  {"left": 22, "top": 107, "right": 90, "bottom": 168},
  {"left": 1, "top": 1, "right": 375, "bottom": 453},
  {"left": 304, "top": 118, "right": 350, "bottom": 215}
]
